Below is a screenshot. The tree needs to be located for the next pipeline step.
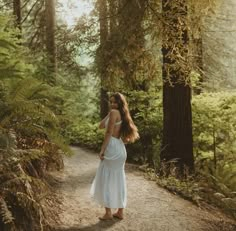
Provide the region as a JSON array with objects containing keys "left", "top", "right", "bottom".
[
  {"left": 108, "top": 0, "right": 117, "bottom": 34},
  {"left": 13, "top": 0, "right": 21, "bottom": 31},
  {"left": 45, "top": 0, "right": 57, "bottom": 82},
  {"left": 97, "top": 0, "right": 109, "bottom": 118},
  {"left": 118, "top": 0, "right": 148, "bottom": 90},
  {"left": 160, "top": 0, "right": 194, "bottom": 176}
]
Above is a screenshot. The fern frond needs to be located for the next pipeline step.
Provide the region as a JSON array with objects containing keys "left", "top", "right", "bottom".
[
  {"left": 8, "top": 78, "right": 47, "bottom": 101},
  {"left": 0, "top": 197, "right": 14, "bottom": 224},
  {"left": 0, "top": 39, "right": 16, "bottom": 49},
  {"left": 44, "top": 129, "right": 72, "bottom": 155},
  {"left": 16, "top": 191, "right": 40, "bottom": 213},
  {"left": 0, "top": 129, "right": 17, "bottom": 152},
  {"left": 0, "top": 78, "right": 59, "bottom": 129}
]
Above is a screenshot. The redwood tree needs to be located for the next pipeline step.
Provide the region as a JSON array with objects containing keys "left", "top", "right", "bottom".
[
  {"left": 13, "top": 0, "right": 21, "bottom": 31},
  {"left": 45, "top": 0, "right": 57, "bottom": 82},
  {"left": 161, "top": 0, "right": 194, "bottom": 175},
  {"left": 98, "top": 0, "right": 109, "bottom": 118},
  {"left": 118, "top": 0, "right": 147, "bottom": 90}
]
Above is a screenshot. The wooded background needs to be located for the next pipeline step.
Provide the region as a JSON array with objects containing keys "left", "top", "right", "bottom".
[{"left": 0, "top": 0, "right": 235, "bottom": 230}]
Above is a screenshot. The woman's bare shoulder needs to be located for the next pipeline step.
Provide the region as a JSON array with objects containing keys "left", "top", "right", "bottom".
[
  {"left": 110, "top": 109, "right": 120, "bottom": 115},
  {"left": 109, "top": 109, "right": 120, "bottom": 119}
]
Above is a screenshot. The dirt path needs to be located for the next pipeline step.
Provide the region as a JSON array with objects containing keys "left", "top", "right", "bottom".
[{"left": 49, "top": 146, "right": 236, "bottom": 231}]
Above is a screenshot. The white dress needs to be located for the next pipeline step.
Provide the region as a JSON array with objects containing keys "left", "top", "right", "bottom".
[{"left": 90, "top": 118, "right": 127, "bottom": 208}]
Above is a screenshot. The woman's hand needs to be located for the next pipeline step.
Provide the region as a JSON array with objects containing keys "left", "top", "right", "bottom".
[{"left": 99, "top": 152, "right": 104, "bottom": 160}]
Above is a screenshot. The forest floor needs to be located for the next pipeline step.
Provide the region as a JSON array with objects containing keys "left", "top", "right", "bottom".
[{"left": 47, "top": 146, "right": 236, "bottom": 231}]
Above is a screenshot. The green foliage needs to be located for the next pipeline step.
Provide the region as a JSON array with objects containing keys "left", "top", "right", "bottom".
[
  {"left": 1, "top": 78, "right": 57, "bottom": 127},
  {"left": 66, "top": 119, "right": 103, "bottom": 151},
  {"left": 145, "top": 160, "right": 236, "bottom": 219},
  {"left": 192, "top": 92, "right": 236, "bottom": 210},
  {"left": 192, "top": 92, "right": 236, "bottom": 166},
  {"left": 125, "top": 90, "right": 162, "bottom": 165},
  {"left": 151, "top": 91, "right": 236, "bottom": 218},
  {"left": 0, "top": 129, "right": 50, "bottom": 230},
  {"left": 60, "top": 74, "right": 99, "bottom": 120},
  {"left": 69, "top": 90, "right": 163, "bottom": 165},
  {"left": 0, "top": 197, "right": 14, "bottom": 225},
  {"left": 0, "top": 77, "right": 71, "bottom": 156},
  {"left": 100, "top": 37, "right": 159, "bottom": 90},
  {"left": 60, "top": 71, "right": 100, "bottom": 149},
  {"left": 197, "top": 161, "right": 236, "bottom": 217},
  {"left": 0, "top": 13, "right": 67, "bottom": 231},
  {"left": 0, "top": 13, "right": 70, "bottom": 155},
  {"left": 0, "top": 14, "right": 34, "bottom": 79}
]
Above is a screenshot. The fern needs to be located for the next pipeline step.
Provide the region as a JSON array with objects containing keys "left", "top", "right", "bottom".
[
  {"left": 0, "top": 21, "right": 30, "bottom": 79},
  {"left": 0, "top": 197, "right": 14, "bottom": 224},
  {"left": 208, "top": 163, "right": 236, "bottom": 196},
  {"left": 0, "top": 128, "right": 57, "bottom": 230},
  {"left": 0, "top": 13, "right": 63, "bottom": 231},
  {"left": 0, "top": 77, "right": 71, "bottom": 156},
  {"left": 0, "top": 78, "right": 58, "bottom": 126}
]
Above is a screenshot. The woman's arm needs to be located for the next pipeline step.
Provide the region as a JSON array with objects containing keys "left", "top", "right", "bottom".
[
  {"left": 98, "top": 113, "right": 110, "bottom": 129},
  {"left": 99, "top": 110, "right": 117, "bottom": 159}
]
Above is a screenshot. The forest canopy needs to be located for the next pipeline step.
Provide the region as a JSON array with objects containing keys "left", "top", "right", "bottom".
[{"left": 0, "top": 0, "right": 235, "bottom": 230}]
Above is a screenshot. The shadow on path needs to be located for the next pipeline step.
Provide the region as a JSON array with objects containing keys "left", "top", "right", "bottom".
[
  {"left": 59, "top": 168, "right": 96, "bottom": 189},
  {"left": 55, "top": 219, "right": 120, "bottom": 231}
]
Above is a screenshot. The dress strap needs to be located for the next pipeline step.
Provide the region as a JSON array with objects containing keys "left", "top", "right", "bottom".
[
  {"left": 115, "top": 120, "right": 122, "bottom": 126},
  {"left": 105, "top": 117, "right": 122, "bottom": 127}
]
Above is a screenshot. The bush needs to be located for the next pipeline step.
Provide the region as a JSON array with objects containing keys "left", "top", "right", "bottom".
[
  {"left": 65, "top": 119, "right": 104, "bottom": 151},
  {"left": 192, "top": 92, "right": 236, "bottom": 193}
]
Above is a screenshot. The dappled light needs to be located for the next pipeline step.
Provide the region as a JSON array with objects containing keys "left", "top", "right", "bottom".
[{"left": 0, "top": 0, "right": 236, "bottom": 230}]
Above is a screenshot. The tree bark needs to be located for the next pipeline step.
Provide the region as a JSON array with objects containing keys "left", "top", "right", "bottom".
[
  {"left": 13, "top": 0, "right": 21, "bottom": 31},
  {"left": 161, "top": 0, "right": 194, "bottom": 176},
  {"left": 98, "top": 0, "right": 109, "bottom": 118},
  {"left": 108, "top": 0, "right": 117, "bottom": 34},
  {"left": 118, "top": 0, "right": 147, "bottom": 90},
  {"left": 45, "top": 0, "right": 57, "bottom": 83}
]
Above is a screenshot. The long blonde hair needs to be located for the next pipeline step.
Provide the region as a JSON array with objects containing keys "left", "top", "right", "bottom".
[{"left": 111, "top": 92, "right": 139, "bottom": 143}]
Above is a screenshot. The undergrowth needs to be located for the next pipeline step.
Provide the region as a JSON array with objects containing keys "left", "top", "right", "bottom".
[{"left": 142, "top": 162, "right": 236, "bottom": 221}]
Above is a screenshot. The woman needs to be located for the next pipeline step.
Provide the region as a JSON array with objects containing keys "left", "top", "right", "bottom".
[{"left": 90, "top": 92, "right": 139, "bottom": 220}]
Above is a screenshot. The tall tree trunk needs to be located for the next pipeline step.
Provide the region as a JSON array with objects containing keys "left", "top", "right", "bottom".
[
  {"left": 118, "top": 0, "right": 147, "bottom": 90},
  {"left": 161, "top": 0, "right": 194, "bottom": 176},
  {"left": 117, "top": 0, "right": 153, "bottom": 164},
  {"left": 108, "top": 0, "right": 117, "bottom": 34},
  {"left": 13, "top": 0, "right": 21, "bottom": 31},
  {"left": 45, "top": 0, "right": 57, "bottom": 83},
  {"left": 98, "top": 0, "right": 109, "bottom": 118}
]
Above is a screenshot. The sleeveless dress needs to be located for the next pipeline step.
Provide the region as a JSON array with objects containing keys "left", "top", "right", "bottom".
[{"left": 90, "top": 117, "right": 127, "bottom": 208}]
